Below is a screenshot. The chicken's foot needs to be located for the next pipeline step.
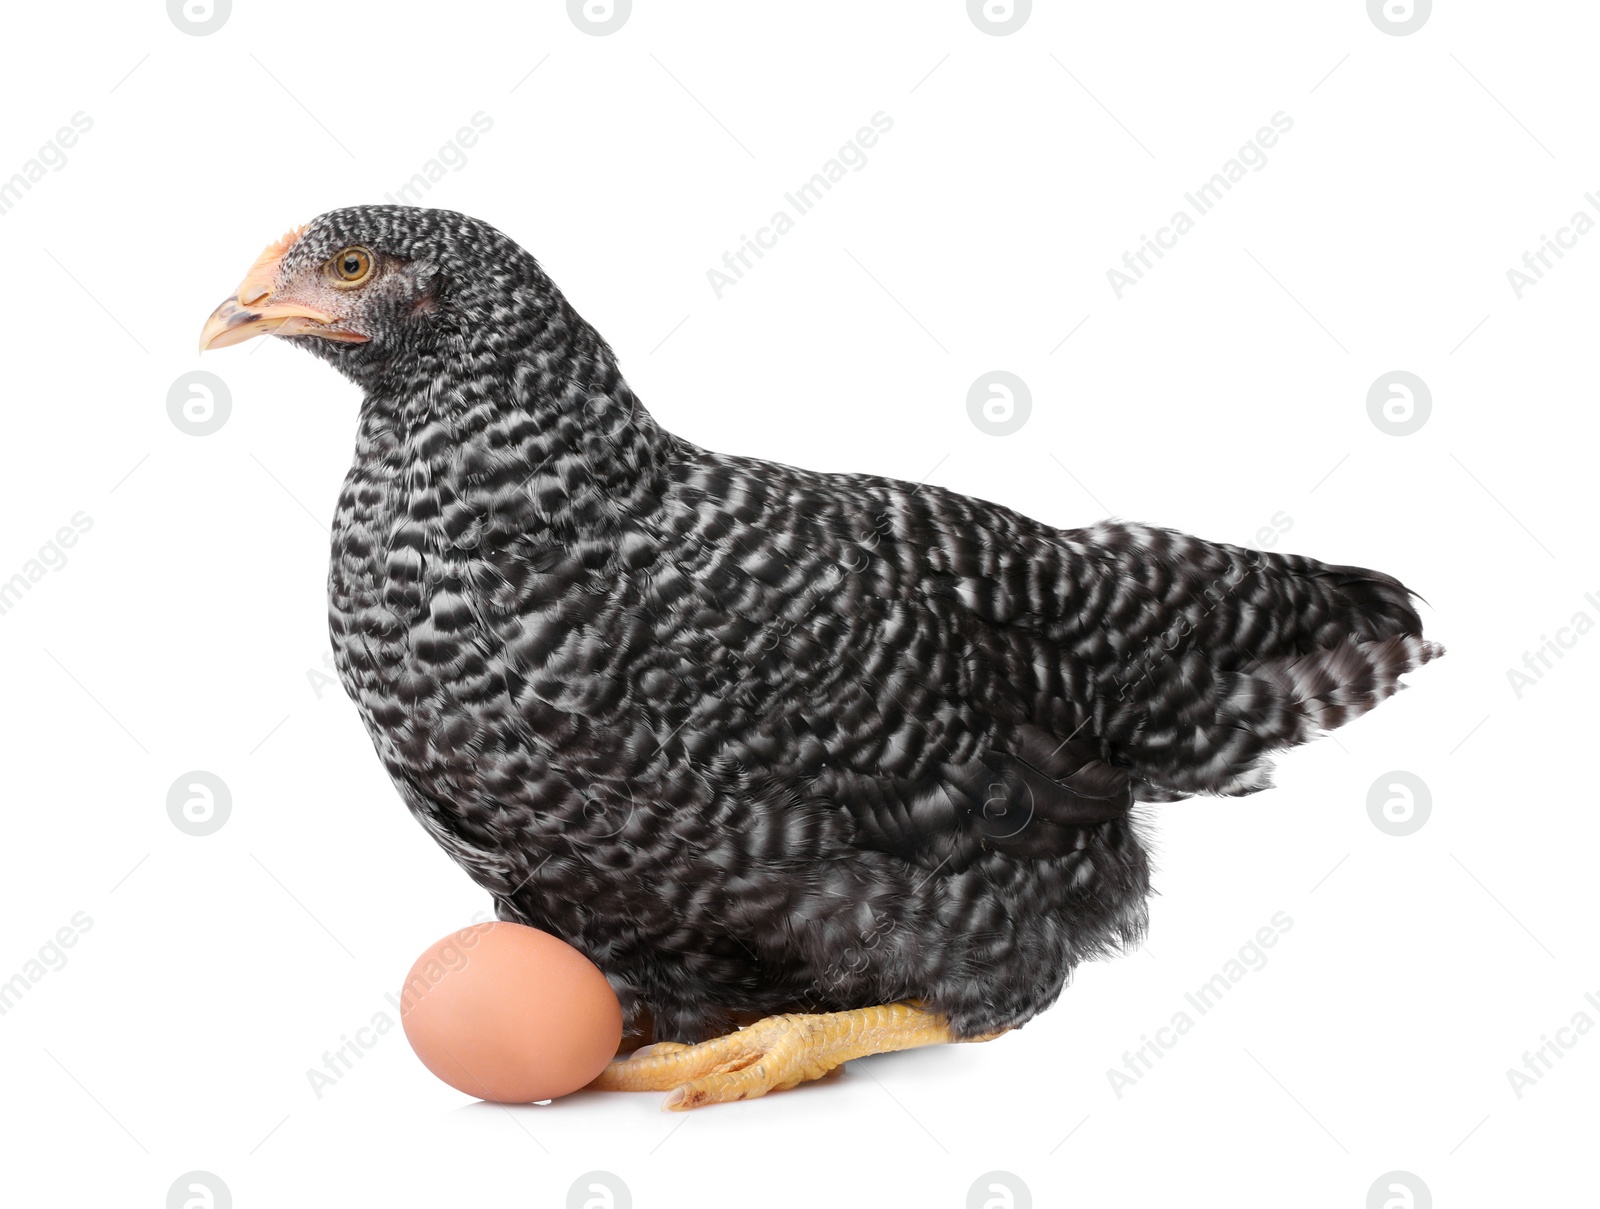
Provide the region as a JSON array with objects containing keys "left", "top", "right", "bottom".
[{"left": 588, "top": 1001, "right": 1002, "bottom": 1110}]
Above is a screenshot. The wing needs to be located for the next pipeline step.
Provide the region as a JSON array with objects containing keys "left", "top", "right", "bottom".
[{"left": 620, "top": 452, "right": 1135, "bottom": 873}]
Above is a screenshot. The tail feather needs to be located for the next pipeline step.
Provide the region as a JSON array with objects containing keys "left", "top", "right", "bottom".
[
  {"left": 1083, "top": 524, "right": 1442, "bottom": 802},
  {"left": 1197, "top": 632, "right": 1443, "bottom": 797},
  {"left": 1310, "top": 562, "right": 1430, "bottom": 644}
]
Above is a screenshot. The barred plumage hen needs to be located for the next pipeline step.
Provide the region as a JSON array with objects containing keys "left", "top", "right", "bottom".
[{"left": 202, "top": 206, "right": 1441, "bottom": 1109}]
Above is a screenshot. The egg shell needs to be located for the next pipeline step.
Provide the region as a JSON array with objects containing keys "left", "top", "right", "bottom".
[{"left": 399, "top": 921, "right": 622, "bottom": 1103}]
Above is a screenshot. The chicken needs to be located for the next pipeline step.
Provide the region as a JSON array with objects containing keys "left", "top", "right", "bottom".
[{"left": 201, "top": 206, "right": 1441, "bottom": 1110}]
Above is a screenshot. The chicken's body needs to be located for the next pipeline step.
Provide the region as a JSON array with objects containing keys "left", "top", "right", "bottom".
[{"left": 205, "top": 206, "right": 1440, "bottom": 1104}]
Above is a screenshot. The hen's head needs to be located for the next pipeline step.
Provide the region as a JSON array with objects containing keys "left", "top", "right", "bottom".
[{"left": 200, "top": 206, "right": 561, "bottom": 390}]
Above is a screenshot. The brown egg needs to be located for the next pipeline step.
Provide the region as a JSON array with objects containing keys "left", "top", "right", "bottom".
[{"left": 399, "top": 921, "right": 621, "bottom": 1103}]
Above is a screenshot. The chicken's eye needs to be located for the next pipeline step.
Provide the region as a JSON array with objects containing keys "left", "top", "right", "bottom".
[{"left": 328, "top": 246, "right": 373, "bottom": 285}]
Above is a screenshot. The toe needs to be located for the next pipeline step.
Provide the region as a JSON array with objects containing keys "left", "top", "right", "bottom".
[
  {"left": 626, "top": 1041, "right": 691, "bottom": 1059},
  {"left": 589, "top": 1031, "right": 757, "bottom": 1092},
  {"left": 663, "top": 1062, "right": 778, "bottom": 1111}
]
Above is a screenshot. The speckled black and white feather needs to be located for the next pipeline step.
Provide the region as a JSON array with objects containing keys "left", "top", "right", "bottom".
[{"left": 280, "top": 207, "right": 1441, "bottom": 1041}]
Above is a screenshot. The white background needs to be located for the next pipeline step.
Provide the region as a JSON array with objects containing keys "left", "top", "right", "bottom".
[{"left": 1, "top": 1, "right": 1595, "bottom": 1206}]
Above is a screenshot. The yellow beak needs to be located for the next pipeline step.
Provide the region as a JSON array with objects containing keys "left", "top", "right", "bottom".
[
  {"left": 198, "top": 225, "right": 369, "bottom": 352},
  {"left": 198, "top": 296, "right": 355, "bottom": 351}
]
